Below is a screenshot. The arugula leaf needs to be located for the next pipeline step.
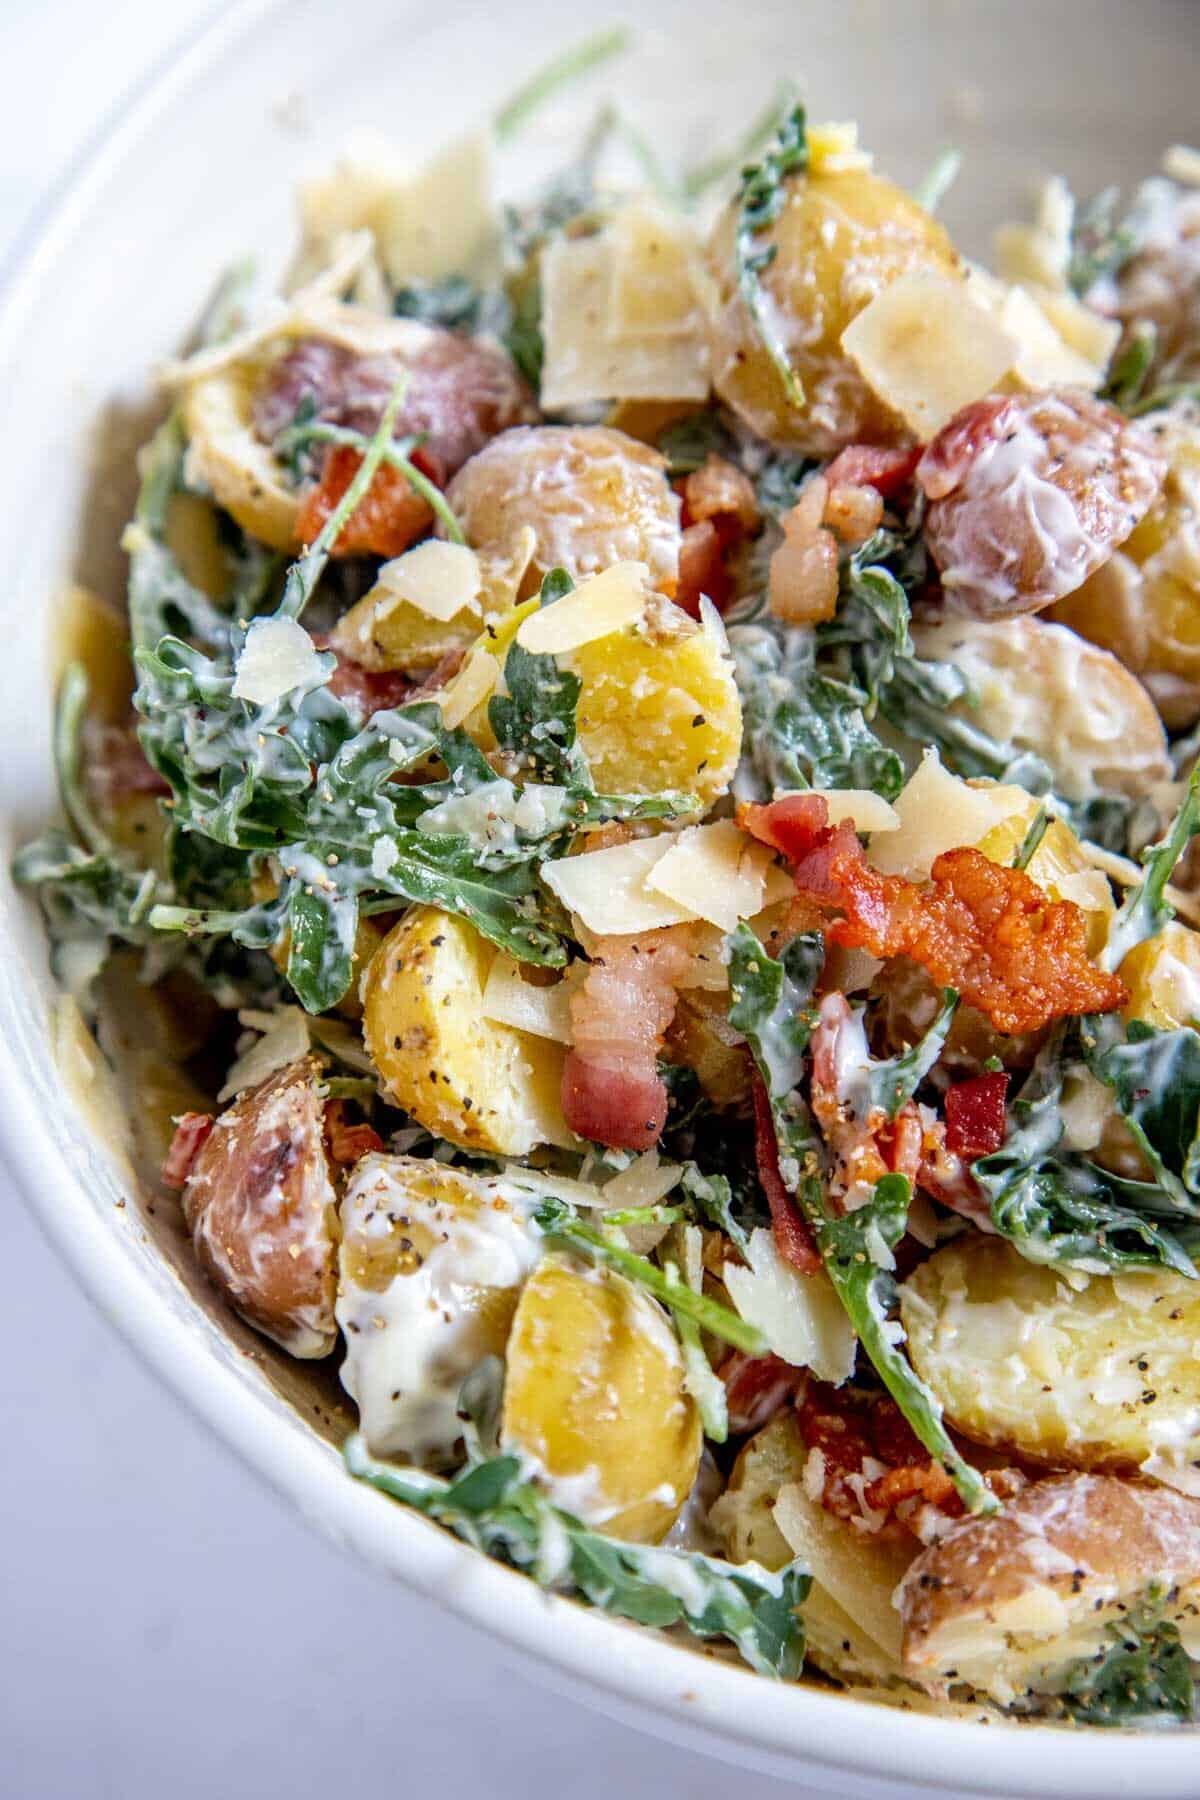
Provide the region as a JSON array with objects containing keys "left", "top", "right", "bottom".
[
  {"left": 866, "top": 989, "right": 958, "bottom": 1120},
  {"left": 530, "top": 1193, "right": 767, "bottom": 1355},
  {"left": 344, "top": 1433, "right": 809, "bottom": 1677},
  {"left": 735, "top": 105, "right": 809, "bottom": 409},
  {"left": 729, "top": 928, "right": 995, "bottom": 1513},
  {"left": 657, "top": 408, "right": 737, "bottom": 478},
  {"left": 682, "top": 80, "right": 799, "bottom": 203},
  {"left": 1062, "top": 1595, "right": 1194, "bottom": 1726},
  {"left": 1103, "top": 319, "right": 1158, "bottom": 410},
  {"left": 493, "top": 28, "right": 632, "bottom": 142},
  {"left": 911, "top": 147, "right": 962, "bottom": 216},
  {"left": 1088, "top": 1022, "right": 1200, "bottom": 1212},
  {"left": 680, "top": 1164, "right": 756, "bottom": 1261},
  {"left": 1101, "top": 757, "right": 1200, "bottom": 971},
  {"left": 393, "top": 274, "right": 484, "bottom": 332},
  {"left": 1068, "top": 183, "right": 1150, "bottom": 297}
]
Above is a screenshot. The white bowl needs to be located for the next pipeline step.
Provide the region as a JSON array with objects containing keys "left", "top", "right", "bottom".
[{"left": 3, "top": 2, "right": 1199, "bottom": 1791}]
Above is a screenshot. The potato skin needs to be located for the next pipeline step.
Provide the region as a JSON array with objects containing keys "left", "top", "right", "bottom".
[
  {"left": 183, "top": 362, "right": 300, "bottom": 551},
  {"left": 447, "top": 424, "right": 682, "bottom": 594},
  {"left": 182, "top": 1054, "right": 338, "bottom": 1357},
  {"left": 1050, "top": 419, "right": 1200, "bottom": 729},
  {"left": 361, "top": 907, "right": 573, "bottom": 1156},
  {"left": 501, "top": 1255, "right": 701, "bottom": 1543},
  {"left": 704, "top": 166, "right": 958, "bottom": 454},
  {"left": 899, "top": 1471, "right": 1200, "bottom": 1702},
  {"left": 900, "top": 1234, "right": 1200, "bottom": 1472}
]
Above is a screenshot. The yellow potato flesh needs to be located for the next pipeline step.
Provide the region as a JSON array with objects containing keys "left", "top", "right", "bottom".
[
  {"left": 901, "top": 1234, "right": 1200, "bottom": 1471},
  {"left": 361, "top": 906, "right": 571, "bottom": 1156},
  {"left": 501, "top": 1255, "right": 701, "bottom": 1543},
  {"left": 975, "top": 811, "right": 1114, "bottom": 957},
  {"left": 705, "top": 167, "right": 958, "bottom": 453},
  {"left": 1120, "top": 921, "right": 1200, "bottom": 1029}
]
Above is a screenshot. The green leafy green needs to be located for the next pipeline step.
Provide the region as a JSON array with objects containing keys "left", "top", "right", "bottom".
[
  {"left": 657, "top": 409, "right": 737, "bottom": 478},
  {"left": 1101, "top": 757, "right": 1200, "bottom": 972},
  {"left": 681, "top": 81, "right": 799, "bottom": 203},
  {"left": 530, "top": 1193, "right": 767, "bottom": 1355},
  {"left": 1088, "top": 1022, "right": 1200, "bottom": 1213},
  {"left": 727, "top": 922, "right": 823, "bottom": 1097},
  {"left": 911, "top": 146, "right": 962, "bottom": 216},
  {"left": 1062, "top": 1595, "right": 1194, "bottom": 1726},
  {"left": 1103, "top": 319, "right": 1158, "bottom": 410},
  {"left": 493, "top": 28, "right": 632, "bottom": 142},
  {"left": 343, "top": 1433, "right": 809, "bottom": 1676},
  {"left": 735, "top": 104, "right": 809, "bottom": 409},
  {"left": 866, "top": 989, "right": 958, "bottom": 1120},
  {"left": 393, "top": 274, "right": 485, "bottom": 332},
  {"left": 680, "top": 1164, "right": 756, "bottom": 1261}
]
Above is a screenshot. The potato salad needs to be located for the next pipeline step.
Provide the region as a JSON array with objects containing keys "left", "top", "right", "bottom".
[{"left": 22, "top": 36, "right": 1200, "bottom": 1723}]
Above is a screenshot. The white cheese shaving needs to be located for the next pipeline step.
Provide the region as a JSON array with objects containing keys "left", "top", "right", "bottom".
[
  {"left": 231, "top": 617, "right": 326, "bottom": 705},
  {"left": 644, "top": 819, "right": 775, "bottom": 932},
  {"left": 542, "top": 836, "right": 692, "bottom": 936},
  {"left": 809, "top": 789, "right": 900, "bottom": 834},
  {"left": 608, "top": 200, "right": 701, "bottom": 338},
  {"left": 372, "top": 540, "right": 482, "bottom": 623},
  {"left": 840, "top": 270, "right": 1017, "bottom": 438},
  {"left": 868, "top": 751, "right": 1031, "bottom": 881},
  {"left": 540, "top": 233, "right": 710, "bottom": 409},
  {"left": 516, "top": 561, "right": 649, "bottom": 655},
  {"left": 374, "top": 131, "right": 495, "bottom": 285},
  {"left": 219, "top": 1007, "right": 311, "bottom": 1102},
  {"left": 436, "top": 645, "right": 499, "bottom": 728},
  {"left": 723, "top": 1228, "right": 857, "bottom": 1385},
  {"left": 481, "top": 958, "right": 577, "bottom": 1043},
  {"left": 600, "top": 1147, "right": 684, "bottom": 1210}
]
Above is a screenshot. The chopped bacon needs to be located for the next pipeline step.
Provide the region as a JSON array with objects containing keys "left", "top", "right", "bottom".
[
  {"left": 323, "top": 1099, "right": 384, "bottom": 1167},
  {"left": 87, "top": 722, "right": 170, "bottom": 802},
  {"left": 768, "top": 478, "right": 840, "bottom": 624},
  {"left": 312, "top": 633, "right": 411, "bottom": 719},
  {"left": 296, "top": 444, "right": 442, "bottom": 559},
  {"left": 675, "top": 519, "right": 730, "bottom": 617},
  {"left": 750, "top": 1074, "right": 821, "bottom": 1273},
  {"left": 561, "top": 926, "right": 696, "bottom": 1151},
  {"left": 823, "top": 444, "right": 923, "bottom": 499},
  {"left": 739, "top": 794, "right": 1127, "bottom": 1036},
  {"left": 410, "top": 647, "right": 466, "bottom": 697},
  {"left": 797, "top": 1382, "right": 964, "bottom": 1539},
  {"left": 944, "top": 1072, "right": 1009, "bottom": 1159},
  {"left": 720, "top": 1350, "right": 806, "bottom": 1434},
  {"left": 680, "top": 453, "right": 761, "bottom": 541},
  {"left": 161, "top": 1112, "right": 214, "bottom": 1190}
]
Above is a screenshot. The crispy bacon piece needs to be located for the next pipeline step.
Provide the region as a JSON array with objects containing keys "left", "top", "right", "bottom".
[
  {"left": 311, "top": 632, "right": 411, "bottom": 719},
  {"left": 410, "top": 647, "right": 466, "bottom": 697},
  {"left": 296, "top": 444, "right": 441, "bottom": 558},
  {"left": 323, "top": 1099, "right": 384, "bottom": 1167},
  {"left": 561, "top": 927, "right": 696, "bottom": 1151},
  {"left": 823, "top": 443, "right": 923, "bottom": 499},
  {"left": 750, "top": 1074, "right": 821, "bottom": 1273},
  {"left": 768, "top": 478, "right": 840, "bottom": 624},
  {"left": 720, "top": 1350, "right": 806, "bottom": 1434},
  {"left": 675, "top": 519, "right": 730, "bottom": 617},
  {"left": 681, "top": 453, "right": 761, "bottom": 541},
  {"left": 739, "top": 794, "right": 1127, "bottom": 1035},
  {"left": 944, "top": 1072, "right": 1009, "bottom": 1159},
  {"left": 797, "top": 1382, "right": 964, "bottom": 1539},
  {"left": 161, "top": 1112, "right": 214, "bottom": 1190}
]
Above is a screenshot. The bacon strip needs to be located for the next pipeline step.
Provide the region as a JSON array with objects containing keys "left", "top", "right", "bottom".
[
  {"left": 750, "top": 1074, "right": 821, "bottom": 1273},
  {"left": 720, "top": 1350, "right": 806, "bottom": 1434},
  {"left": 739, "top": 794, "right": 1127, "bottom": 1036},
  {"left": 312, "top": 633, "right": 411, "bottom": 720},
  {"left": 944, "top": 1072, "right": 1009, "bottom": 1159},
  {"left": 323, "top": 1099, "right": 384, "bottom": 1167},
  {"left": 296, "top": 444, "right": 443, "bottom": 558},
  {"left": 823, "top": 444, "right": 923, "bottom": 499},
  {"left": 561, "top": 927, "right": 695, "bottom": 1152},
  {"left": 161, "top": 1112, "right": 214, "bottom": 1189}
]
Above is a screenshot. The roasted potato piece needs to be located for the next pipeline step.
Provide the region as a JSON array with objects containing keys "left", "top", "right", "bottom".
[
  {"left": 1051, "top": 419, "right": 1200, "bottom": 728},
  {"left": 361, "top": 907, "right": 574, "bottom": 1156},
  {"left": 918, "top": 391, "right": 1165, "bottom": 617},
  {"left": 1120, "top": 920, "right": 1200, "bottom": 1029},
  {"left": 704, "top": 165, "right": 958, "bottom": 454},
  {"left": 899, "top": 1472, "right": 1200, "bottom": 1704},
  {"left": 446, "top": 424, "right": 682, "bottom": 594},
  {"left": 329, "top": 531, "right": 533, "bottom": 676},
  {"left": 901, "top": 1235, "right": 1200, "bottom": 1473},
  {"left": 501, "top": 1255, "right": 701, "bottom": 1543},
  {"left": 336, "top": 1153, "right": 541, "bottom": 1463},
  {"left": 664, "top": 989, "right": 750, "bottom": 1107},
  {"left": 710, "top": 1413, "right": 914, "bottom": 1684},
  {"left": 913, "top": 616, "right": 1172, "bottom": 805},
  {"left": 183, "top": 361, "right": 299, "bottom": 551},
  {"left": 181, "top": 1055, "right": 338, "bottom": 1357}
]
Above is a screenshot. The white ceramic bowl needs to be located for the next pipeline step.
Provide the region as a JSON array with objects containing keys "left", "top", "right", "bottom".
[{"left": 3, "top": 2, "right": 1200, "bottom": 1791}]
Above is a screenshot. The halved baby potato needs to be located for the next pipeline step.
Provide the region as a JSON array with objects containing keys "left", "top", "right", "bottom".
[
  {"left": 1119, "top": 920, "right": 1200, "bottom": 1030},
  {"left": 181, "top": 1054, "right": 338, "bottom": 1357},
  {"left": 900, "top": 1234, "right": 1200, "bottom": 1473},
  {"left": 182, "top": 360, "right": 299, "bottom": 551},
  {"left": 337, "top": 1152, "right": 542, "bottom": 1463},
  {"left": 361, "top": 906, "right": 575, "bottom": 1155},
  {"left": 710, "top": 1412, "right": 915, "bottom": 1685},
  {"left": 899, "top": 1471, "right": 1200, "bottom": 1704},
  {"left": 501, "top": 1254, "right": 702, "bottom": 1543}
]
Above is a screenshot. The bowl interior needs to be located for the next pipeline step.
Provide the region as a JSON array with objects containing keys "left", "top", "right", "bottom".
[{"left": 3, "top": 1, "right": 1200, "bottom": 1792}]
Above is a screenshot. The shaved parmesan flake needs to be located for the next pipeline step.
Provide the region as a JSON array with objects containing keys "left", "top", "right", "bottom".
[
  {"left": 376, "top": 541, "right": 481, "bottom": 622},
  {"left": 540, "top": 234, "right": 710, "bottom": 409},
  {"left": 609, "top": 201, "right": 701, "bottom": 338},
  {"left": 232, "top": 617, "right": 326, "bottom": 705},
  {"left": 482, "top": 957, "right": 577, "bottom": 1042},
  {"left": 644, "top": 820, "right": 774, "bottom": 932},
  {"left": 772, "top": 1482, "right": 908, "bottom": 1662},
  {"left": 436, "top": 646, "right": 499, "bottom": 728},
  {"left": 841, "top": 270, "right": 1016, "bottom": 439},
  {"left": 375, "top": 131, "right": 495, "bottom": 284},
  {"left": 1164, "top": 144, "right": 1200, "bottom": 188},
  {"left": 807, "top": 120, "right": 873, "bottom": 174},
  {"left": 965, "top": 268, "right": 1104, "bottom": 390},
  {"left": 814, "top": 790, "right": 900, "bottom": 834},
  {"left": 869, "top": 752, "right": 1031, "bottom": 881},
  {"left": 723, "top": 1229, "right": 857, "bottom": 1384},
  {"left": 601, "top": 1147, "right": 684, "bottom": 1210},
  {"left": 516, "top": 562, "right": 648, "bottom": 655},
  {"left": 219, "top": 1007, "right": 312, "bottom": 1102},
  {"left": 993, "top": 176, "right": 1074, "bottom": 293},
  {"left": 541, "top": 836, "right": 692, "bottom": 936},
  {"left": 1033, "top": 286, "right": 1120, "bottom": 372}
]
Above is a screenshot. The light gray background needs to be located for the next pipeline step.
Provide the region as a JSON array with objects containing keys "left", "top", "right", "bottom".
[{"left": 0, "top": 7, "right": 931, "bottom": 1797}]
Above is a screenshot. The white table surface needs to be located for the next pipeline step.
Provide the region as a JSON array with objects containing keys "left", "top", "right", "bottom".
[{"left": 0, "top": 8, "right": 935, "bottom": 1797}]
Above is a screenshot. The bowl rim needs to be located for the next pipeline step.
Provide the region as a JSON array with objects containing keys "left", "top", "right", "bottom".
[{"left": 2, "top": 3, "right": 1198, "bottom": 1791}]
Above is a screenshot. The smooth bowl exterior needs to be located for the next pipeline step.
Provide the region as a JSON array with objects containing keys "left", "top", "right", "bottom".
[{"left": 2, "top": 2, "right": 1200, "bottom": 1792}]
